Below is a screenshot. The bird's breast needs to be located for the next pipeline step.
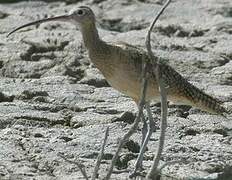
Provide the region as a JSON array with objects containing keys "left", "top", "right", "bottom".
[{"left": 99, "top": 60, "right": 159, "bottom": 102}]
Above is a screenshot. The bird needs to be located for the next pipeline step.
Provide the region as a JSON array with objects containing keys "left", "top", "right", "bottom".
[
  {"left": 7, "top": 6, "right": 227, "bottom": 115},
  {"left": 7, "top": 6, "right": 229, "bottom": 176}
]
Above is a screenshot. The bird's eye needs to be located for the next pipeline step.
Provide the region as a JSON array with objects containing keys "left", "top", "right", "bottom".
[{"left": 77, "top": 9, "right": 85, "bottom": 16}]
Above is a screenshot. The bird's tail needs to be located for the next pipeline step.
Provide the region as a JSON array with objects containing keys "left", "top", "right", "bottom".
[
  {"left": 181, "top": 82, "right": 228, "bottom": 115},
  {"left": 158, "top": 63, "right": 228, "bottom": 115}
]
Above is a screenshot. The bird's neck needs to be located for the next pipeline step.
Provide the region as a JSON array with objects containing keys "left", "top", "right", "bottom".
[
  {"left": 79, "top": 21, "right": 111, "bottom": 73},
  {"left": 80, "top": 22, "right": 104, "bottom": 52}
]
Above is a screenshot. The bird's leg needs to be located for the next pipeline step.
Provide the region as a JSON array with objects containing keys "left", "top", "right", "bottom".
[
  {"left": 133, "top": 112, "right": 148, "bottom": 172},
  {"left": 130, "top": 102, "right": 156, "bottom": 177},
  {"left": 141, "top": 112, "right": 148, "bottom": 148}
]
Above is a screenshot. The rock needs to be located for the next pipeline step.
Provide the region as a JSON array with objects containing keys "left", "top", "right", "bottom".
[{"left": 0, "top": 91, "right": 14, "bottom": 102}]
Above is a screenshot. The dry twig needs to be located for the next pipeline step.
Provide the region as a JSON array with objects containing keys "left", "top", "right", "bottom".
[
  {"left": 91, "top": 127, "right": 109, "bottom": 180},
  {"left": 105, "top": 1, "right": 171, "bottom": 179},
  {"left": 145, "top": 0, "right": 171, "bottom": 179}
]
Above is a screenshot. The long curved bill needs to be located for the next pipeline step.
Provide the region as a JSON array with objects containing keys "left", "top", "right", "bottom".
[{"left": 7, "top": 15, "right": 70, "bottom": 37}]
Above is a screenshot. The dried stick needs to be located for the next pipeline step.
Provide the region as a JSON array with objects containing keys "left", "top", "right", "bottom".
[
  {"left": 145, "top": 0, "right": 171, "bottom": 179},
  {"left": 104, "top": 56, "right": 149, "bottom": 180},
  {"left": 91, "top": 127, "right": 109, "bottom": 180},
  {"left": 145, "top": 0, "right": 171, "bottom": 63},
  {"left": 105, "top": 0, "right": 171, "bottom": 179},
  {"left": 58, "top": 153, "right": 89, "bottom": 180}
]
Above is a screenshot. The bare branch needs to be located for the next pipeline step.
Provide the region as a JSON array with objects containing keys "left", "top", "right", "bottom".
[
  {"left": 91, "top": 127, "right": 109, "bottom": 180},
  {"left": 146, "top": 0, "right": 172, "bottom": 61},
  {"left": 58, "top": 153, "right": 89, "bottom": 180},
  {"left": 146, "top": 79, "right": 167, "bottom": 179},
  {"left": 145, "top": 0, "right": 171, "bottom": 179},
  {"left": 105, "top": 1, "right": 171, "bottom": 179}
]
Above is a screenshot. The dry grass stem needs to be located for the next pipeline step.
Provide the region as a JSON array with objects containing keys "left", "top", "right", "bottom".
[
  {"left": 145, "top": 0, "right": 171, "bottom": 179},
  {"left": 91, "top": 127, "right": 109, "bottom": 180}
]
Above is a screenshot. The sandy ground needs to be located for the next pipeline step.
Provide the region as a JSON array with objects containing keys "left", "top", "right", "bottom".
[{"left": 0, "top": 0, "right": 232, "bottom": 179}]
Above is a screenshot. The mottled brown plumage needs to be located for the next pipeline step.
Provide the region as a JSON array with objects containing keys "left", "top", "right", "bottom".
[
  {"left": 7, "top": 6, "right": 227, "bottom": 115},
  {"left": 92, "top": 40, "right": 227, "bottom": 115}
]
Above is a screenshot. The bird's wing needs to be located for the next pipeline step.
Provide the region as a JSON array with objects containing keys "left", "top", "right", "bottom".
[{"left": 107, "top": 41, "right": 228, "bottom": 115}]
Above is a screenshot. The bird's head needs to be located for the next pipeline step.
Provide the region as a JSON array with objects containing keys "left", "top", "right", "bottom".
[
  {"left": 69, "top": 6, "right": 95, "bottom": 26},
  {"left": 7, "top": 6, "right": 95, "bottom": 37}
]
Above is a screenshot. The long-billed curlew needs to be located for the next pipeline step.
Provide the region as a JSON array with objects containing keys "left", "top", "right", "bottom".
[{"left": 7, "top": 6, "right": 228, "bottom": 174}]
